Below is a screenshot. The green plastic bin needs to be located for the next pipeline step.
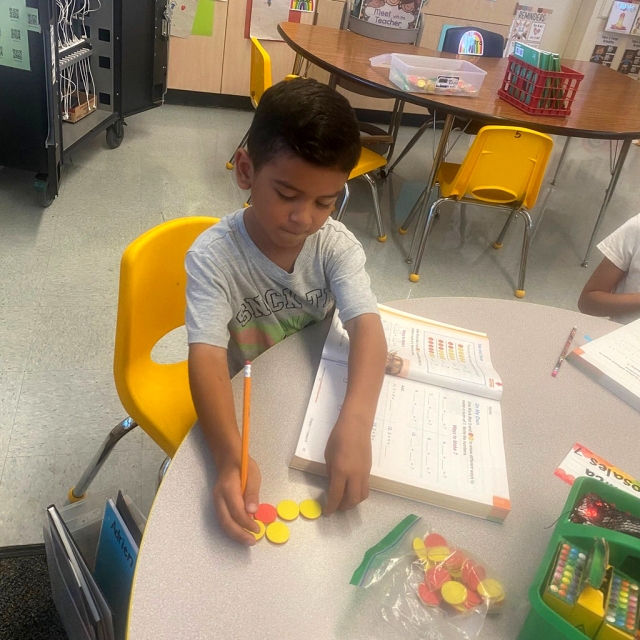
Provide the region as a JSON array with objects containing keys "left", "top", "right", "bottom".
[{"left": 518, "top": 477, "right": 640, "bottom": 640}]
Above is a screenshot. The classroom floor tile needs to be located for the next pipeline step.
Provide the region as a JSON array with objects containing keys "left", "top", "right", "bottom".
[
  {"left": 27, "top": 306, "right": 117, "bottom": 372},
  {"left": 1, "top": 103, "right": 639, "bottom": 544},
  {"left": 0, "top": 450, "right": 143, "bottom": 547},
  {"left": 8, "top": 370, "right": 142, "bottom": 457}
]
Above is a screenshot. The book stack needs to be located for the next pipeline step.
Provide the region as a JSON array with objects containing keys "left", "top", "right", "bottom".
[
  {"left": 509, "top": 43, "right": 564, "bottom": 109},
  {"left": 44, "top": 491, "right": 145, "bottom": 640}
]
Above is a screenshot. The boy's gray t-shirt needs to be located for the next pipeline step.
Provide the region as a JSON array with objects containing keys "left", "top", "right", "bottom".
[{"left": 185, "top": 209, "right": 379, "bottom": 375}]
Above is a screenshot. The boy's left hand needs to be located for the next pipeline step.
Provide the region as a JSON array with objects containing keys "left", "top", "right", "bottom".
[{"left": 323, "top": 411, "right": 372, "bottom": 515}]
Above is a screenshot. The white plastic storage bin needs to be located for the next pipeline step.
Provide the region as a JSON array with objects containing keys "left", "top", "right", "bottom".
[{"left": 389, "top": 54, "right": 487, "bottom": 96}]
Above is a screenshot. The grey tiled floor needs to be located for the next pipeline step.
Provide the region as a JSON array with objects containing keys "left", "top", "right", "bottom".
[{"left": 1, "top": 105, "right": 639, "bottom": 546}]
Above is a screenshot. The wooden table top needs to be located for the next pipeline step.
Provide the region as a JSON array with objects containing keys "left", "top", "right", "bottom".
[{"left": 279, "top": 22, "right": 640, "bottom": 139}]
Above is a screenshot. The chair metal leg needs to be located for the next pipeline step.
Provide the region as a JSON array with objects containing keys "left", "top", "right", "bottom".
[
  {"left": 292, "top": 53, "right": 304, "bottom": 75},
  {"left": 69, "top": 417, "right": 139, "bottom": 502},
  {"left": 404, "top": 113, "right": 455, "bottom": 264},
  {"left": 385, "top": 100, "right": 405, "bottom": 165},
  {"left": 493, "top": 209, "right": 518, "bottom": 249},
  {"left": 409, "top": 197, "right": 445, "bottom": 282},
  {"left": 459, "top": 203, "right": 467, "bottom": 244},
  {"left": 226, "top": 130, "right": 250, "bottom": 169},
  {"left": 156, "top": 456, "right": 171, "bottom": 490},
  {"left": 551, "top": 137, "right": 571, "bottom": 186},
  {"left": 582, "top": 138, "right": 631, "bottom": 267},
  {"left": 387, "top": 120, "right": 431, "bottom": 175},
  {"left": 335, "top": 183, "right": 349, "bottom": 222},
  {"left": 362, "top": 173, "right": 386, "bottom": 241},
  {"left": 515, "top": 209, "right": 533, "bottom": 298},
  {"left": 407, "top": 185, "right": 439, "bottom": 264},
  {"left": 400, "top": 184, "right": 430, "bottom": 237}
]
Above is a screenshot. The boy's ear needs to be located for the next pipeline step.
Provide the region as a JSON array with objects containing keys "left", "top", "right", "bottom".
[{"left": 234, "top": 148, "right": 254, "bottom": 191}]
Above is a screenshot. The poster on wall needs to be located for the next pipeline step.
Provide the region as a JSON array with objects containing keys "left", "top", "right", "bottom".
[
  {"left": 358, "top": 0, "right": 425, "bottom": 30},
  {"left": 504, "top": 4, "right": 553, "bottom": 57},
  {"left": 631, "top": 10, "right": 640, "bottom": 35},
  {"left": 289, "top": 0, "right": 314, "bottom": 12},
  {"left": 248, "top": 0, "right": 291, "bottom": 40},
  {"left": 617, "top": 35, "right": 640, "bottom": 76},
  {"left": 168, "top": 0, "right": 199, "bottom": 38},
  {"left": 605, "top": 1, "right": 638, "bottom": 34},
  {"left": 590, "top": 32, "right": 621, "bottom": 66},
  {"left": 0, "top": 0, "right": 31, "bottom": 71}
]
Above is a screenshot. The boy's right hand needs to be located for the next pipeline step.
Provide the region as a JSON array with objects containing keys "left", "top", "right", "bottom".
[{"left": 213, "top": 456, "right": 262, "bottom": 545}]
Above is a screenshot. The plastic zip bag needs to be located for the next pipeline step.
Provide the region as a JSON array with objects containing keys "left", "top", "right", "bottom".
[{"left": 351, "top": 515, "right": 506, "bottom": 640}]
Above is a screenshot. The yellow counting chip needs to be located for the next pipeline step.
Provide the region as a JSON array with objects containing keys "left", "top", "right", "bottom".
[
  {"left": 477, "top": 578, "right": 504, "bottom": 600},
  {"left": 426, "top": 546, "right": 451, "bottom": 564},
  {"left": 266, "top": 521, "right": 290, "bottom": 544},
  {"left": 249, "top": 520, "right": 265, "bottom": 541},
  {"left": 412, "top": 537, "right": 428, "bottom": 561},
  {"left": 277, "top": 500, "right": 300, "bottom": 521},
  {"left": 299, "top": 499, "right": 322, "bottom": 520},
  {"left": 441, "top": 581, "right": 467, "bottom": 606}
]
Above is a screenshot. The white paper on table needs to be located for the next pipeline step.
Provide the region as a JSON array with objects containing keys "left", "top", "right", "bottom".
[{"left": 555, "top": 442, "right": 640, "bottom": 498}]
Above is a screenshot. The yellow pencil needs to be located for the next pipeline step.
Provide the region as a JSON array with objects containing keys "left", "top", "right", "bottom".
[{"left": 240, "top": 361, "right": 252, "bottom": 494}]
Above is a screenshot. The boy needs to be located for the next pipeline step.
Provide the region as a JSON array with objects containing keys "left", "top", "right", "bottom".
[
  {"left": 578, "top": 212, "right": 640, "bottom": 324},
  {"left": 186, "top": 78, "right": 387, "bottom": 546}
]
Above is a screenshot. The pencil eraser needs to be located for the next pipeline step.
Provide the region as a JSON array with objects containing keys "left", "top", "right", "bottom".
[{"left": 551, "top": 371, "right": 558, "bottom": 377}]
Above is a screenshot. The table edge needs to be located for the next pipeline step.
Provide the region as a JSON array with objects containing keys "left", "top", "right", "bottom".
[{"left": 278, "top": 23, "right": 640, "bottom": 140}]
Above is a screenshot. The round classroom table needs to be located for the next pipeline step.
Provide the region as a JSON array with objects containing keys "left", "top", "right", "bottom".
[
  {"left": 278, "top": 23, "right": 640, "bottom": 266},
  {"left": 127, "top": 298, "right": 639, "bottom": 640}
]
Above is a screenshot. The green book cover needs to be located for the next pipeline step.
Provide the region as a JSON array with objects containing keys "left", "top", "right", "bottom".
[{"left": 512, "top": 42, "right": 541, "bottom": 67}]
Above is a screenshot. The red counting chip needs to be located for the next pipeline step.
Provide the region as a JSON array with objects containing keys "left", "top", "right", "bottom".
[
  {"left": 462, "top": 560, "right": 474, "bottom": 584},
  {"left": 444, "top": 549, "right": 466, "bottom": 572},
  {"left": 464, "top": 589, "right": 483, "bottom": 609},
  {"left": 418, "top": 582, "right": 442, "bottom": 606},
  {"left": 467, "top": 565, "right": 487, "bottom": 591},
  {"left": 254, "top": 503, "right": 277, "bottom": 525},
  {"left": 424, "top": 533, "right": 448, "bottom": 548},
  {"left": 426, "top": 566, "right": 451, "bottom": 590}
]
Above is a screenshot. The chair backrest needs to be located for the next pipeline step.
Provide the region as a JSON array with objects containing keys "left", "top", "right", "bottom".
[
  {"left": 114, "top": 216, "right": 219, "bottom": 456},
  {"left": 445, "top": 126, "right": 553, "bottom": 210},
  {"left": 250, "top": 37, "right": 272, "bottom": 108},
  {"left": 441, "top": 26, "right": 505, "bottom": 57}
]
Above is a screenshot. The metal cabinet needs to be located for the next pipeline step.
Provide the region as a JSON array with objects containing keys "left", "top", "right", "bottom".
[{"left": 0, "top": 0, "right": 169, "bottom": 206}]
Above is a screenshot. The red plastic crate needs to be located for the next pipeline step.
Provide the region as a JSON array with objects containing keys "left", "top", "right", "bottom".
[{"left": 497, "top": 55, "right": 584, "bottom": 117}]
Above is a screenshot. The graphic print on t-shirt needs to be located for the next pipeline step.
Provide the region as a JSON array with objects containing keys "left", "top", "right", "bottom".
[{"left": 230, "top": 286, "right": 333, "bottom": 360}]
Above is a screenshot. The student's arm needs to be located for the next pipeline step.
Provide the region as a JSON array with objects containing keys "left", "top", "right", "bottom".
[
  {"left": 578, "top": 257, "right": 640, "bottom": 317},
  {"left": 188, "top": 343, "right": 261, "bottom": 545},
  {"left": 323, "top": 312, "right": 386, "bottom": 515}
]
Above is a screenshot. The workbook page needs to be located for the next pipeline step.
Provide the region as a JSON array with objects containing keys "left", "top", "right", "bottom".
[
  {"left": 295, "top": 360, "right": 508, "bottom": 507},
  {"left": 570, "top": 318, "right": 640, "bottom": 397},
  {"left": 324, "top": 306, "right": 502, "bottom": 401}
]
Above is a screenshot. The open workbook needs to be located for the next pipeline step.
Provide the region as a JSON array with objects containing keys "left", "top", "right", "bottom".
[
  {"left": 567, "top": 317, "right": 640, "bottom": 412},
  {"left": 291, "top": 305, "right": 511, "bottom": 523}
]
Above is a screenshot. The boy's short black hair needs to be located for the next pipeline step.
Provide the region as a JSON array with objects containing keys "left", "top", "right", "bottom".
[{"left": 246, "top": 77, "right": 361, "bottom": 174}]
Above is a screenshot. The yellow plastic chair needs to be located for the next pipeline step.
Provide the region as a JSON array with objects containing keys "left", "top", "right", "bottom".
[
  {"left": 228, "top": 39, "right": 389, "bottom": 241},
  {"left": 242, "top": 148, "right": 388, "bottom": 240},
  {"left": 408, "top": 126, "right": 553, "bottom": 297},
  {"left": 226, "top": 38, "right": 295, "bottom": 170},
  {"left": 69, "top": 216, "right": 219, "bottom": 502},
  {"left": 335, "top": 147, "right": 388, "bottom": 242}
]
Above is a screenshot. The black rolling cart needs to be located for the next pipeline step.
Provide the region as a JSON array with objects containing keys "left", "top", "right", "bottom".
[{"left": 0, "top": 0, "right": 169, "bottom": 207}]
